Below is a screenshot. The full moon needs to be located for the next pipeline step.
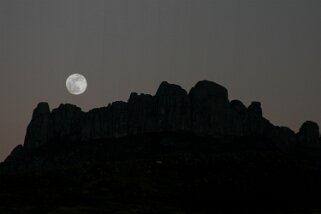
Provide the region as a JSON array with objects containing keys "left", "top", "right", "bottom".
[{"left": 66, "top": 74, "right": 87, "bottom": 95}]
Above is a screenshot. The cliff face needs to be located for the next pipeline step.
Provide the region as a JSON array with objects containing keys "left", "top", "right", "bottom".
[{"left": 15, "top": 80, "right": 321, "bottom": 155}]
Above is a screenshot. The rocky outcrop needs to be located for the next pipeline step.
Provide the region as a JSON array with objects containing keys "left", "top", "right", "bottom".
[
  {"left": 19, "top": 80, "right": 320, "bottom": 151},
  {"left": 127, "top": 93, "right": 154, "bottom": 134},
  {"left": 109, "top": 101, "right": 129, "bottom": 137},
  {"left": 189, "top": 80, "right": 229, "bottom": 136},
  {"left": 81, "top": 107, "right": 107, "bottom": 141},
  {"left": 81, "top": 101, "right": 128, "bottom": 140},
  {"left": 154, "top": 82, "right": 191, "bottom": 132},
  {"left": 248, "top": 102, "right": 263, "bottom": 117},
  {"left": 24, "top": 102, "right": 53, "bottom": 148},
  {"left": 228, "top": 100, "right": 271, "bottom": 137},
  {"left": 230, "top": 100, "right": 247, "bottom": 114},
  {"left": 297, "top": 121, "right": 320, "bottom": 148},
  {"left": 51, "top": 104, "right": 84, "bottom": 143},
  {"left": 244, "top": 102, "right": 270, "bottom": 137}
]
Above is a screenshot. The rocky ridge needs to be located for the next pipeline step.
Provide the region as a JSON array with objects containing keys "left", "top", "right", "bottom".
[{"left": 6, "top": 80, "right": 320, "bottom": 161}]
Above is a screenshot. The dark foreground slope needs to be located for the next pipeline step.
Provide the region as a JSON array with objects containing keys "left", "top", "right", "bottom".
[
  {"left": 1, "top": 132, "right": 321, "bottom": 213},
  {"left": 1, "top": 80, "right": 321, "bottom": 213}
]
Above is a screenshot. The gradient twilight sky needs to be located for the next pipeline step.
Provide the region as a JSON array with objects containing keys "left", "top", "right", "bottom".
[{"left": 0, "top": 0, "right": 320, "bottom": 161}]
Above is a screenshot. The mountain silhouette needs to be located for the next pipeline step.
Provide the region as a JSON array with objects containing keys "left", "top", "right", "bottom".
[
  {"left": 1, "top": 80, "right": 321, "bottom": 213},
  {"left": 6, "top": 80, "right": 321, "bottom": 153}
]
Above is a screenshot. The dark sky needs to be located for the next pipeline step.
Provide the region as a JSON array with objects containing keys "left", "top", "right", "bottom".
[{"left": 0, "top": 0, "right": 320, "bottom": 161}]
